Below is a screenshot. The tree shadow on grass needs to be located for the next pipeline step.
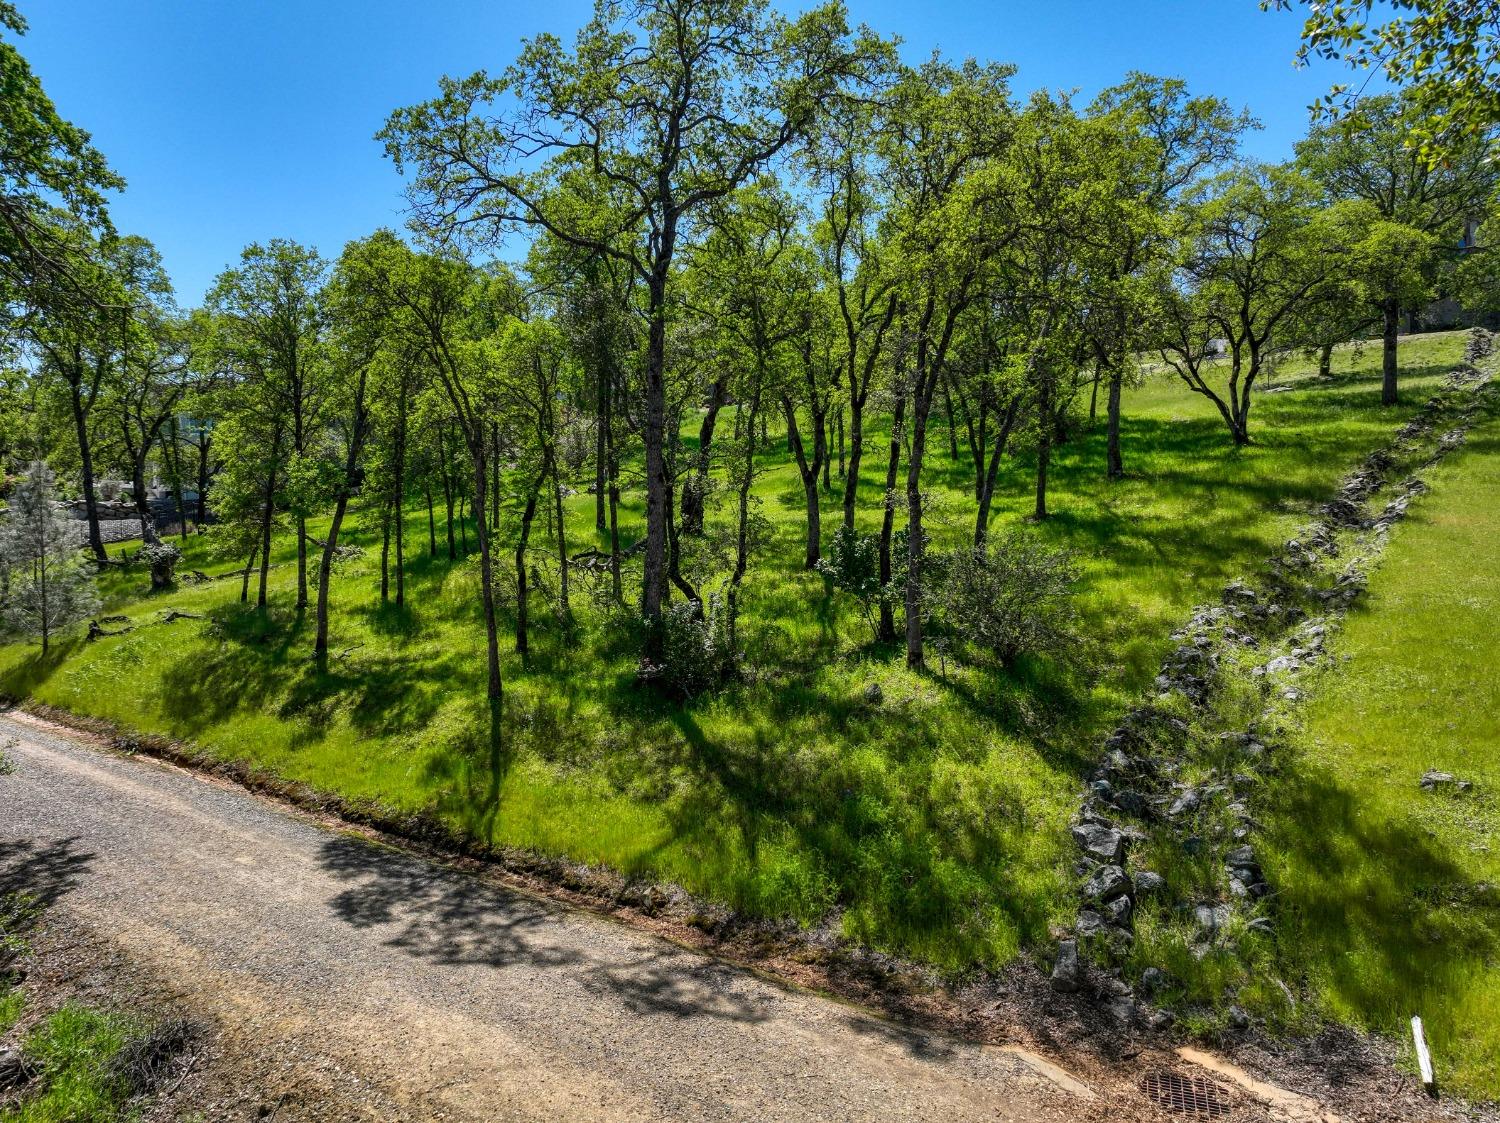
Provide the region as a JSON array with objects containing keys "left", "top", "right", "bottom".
[
  {"left": 352, "top": 599, "right": 422, "bottom": 638},
  {"left": 421, "top": 698, "right": 512, "bottom": 844},
  {"left": 156, "top": 597, "right": 473, "bottom": 743},
  {"left": 315, "top": 833, "right": 773, "bottom": 1025},
  {"left": 662, "top": 705, "right": 1058, "bottom": 963},
  {"left": 1263, "top": 763, "right": 1498, "bottom": 1025},
  {"left": 0, "top": 640, "right": 80, "bottom": 701}
]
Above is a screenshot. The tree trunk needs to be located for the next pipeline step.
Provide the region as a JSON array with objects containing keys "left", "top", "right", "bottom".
[
  {"left": 394, "top": 428, "right": 406, "bottom": 608},
  {"left": 782, "top": 398, "right": 825, "bottom": 569},
  {"left": 66, "top": 371, "right": 107, "bottom": 567},
  {"left": 877, "top": 393, "right": 906, "bottom": 644},
  {"left": 131, "top": 456, "right": 160, "bottom": 546},
  {"left": 681, "top": 374, "right": 728, "bottom": 536},
  {"left": 194, "top": 433, "right": 212, "bottom": 529},
  {"left": 822, "top": 413, "right": 833, "bottom": 491},
  {"left": 904, "top": 378, "right": 937, "bottom": 669},
  {"left": 804, "top": 472, "right": 821, "bottom": 568},
  {"left": 552, "top": 448, "right": 570, "bottom": 622},
  {"left": 1034, "top": 375, "right": 1052, "bottom": 521},
  {"left": 380, "top": 499, "right": 391, "bottom": 603},
  {"left": 472, "top": 454, "right": 503, "bottom": 703},
  {"left": 842, "top": 393, "right": 865, "bottom": 532},
  {"left": 1318, "top": 341, "right": 1334, "bottom": 378},
  {"left": 315, "top": 490, "right": 353, "bottom": 663},
  {"left": 442, "top": 452, "right": 456, "bottom": 560},
  {"left": 1105, "top": 366, "right": 1124, "bottom": 480},
  {"left": 491, "top": 421, "right": 501, "bottom": 532},
  {"left": 606, "top": 423, "right": 622, "bottom": 604},
  {"left": 641, "top": 285, "right": 671, "bottom": 628},
  {"left": 836, "top": 405, "right": 845, "bottom": 478},
  {"left": 515, "top": 483, "right": 540, "bottom": 654},
  {"left": 665, "top": 482, "right": 699, "bottom": 607},
  {"left": 974, "top": 396, "right": 1023, "bottom": 547},
  {"left": 1230, "top": 365, "right": 1255, "bottom": 446},
  {"left": 425, "top": 484, "right": 437, "bottom": 557},
  {"left": 727, "top": 385, "right": 764, "bottom": 649},
  {"left": 1382, "top": 298, "right": 1400, "bottom": 405},
  {"left": 38, "top": 556, "right": 48, "bottom": 654},
  {"left": 172, "top": 474, "right": 188, "bottom": 543},
  {"left": 295, "top": 518, "right": 308, "bottom": 610},
  {"left": 256, "top": 435, "right": 279, "bottom": 609},
  {"left": 595, "top": 368, "right": 609, "bottom": 532},
  {"left": 941, "top": 379, "right": 960, "bottom": 461},
  {"left": 393, "top": 470, "right": 405, "bottom": 614},
  {"left": 240, "top": 543, "right": 257, "bottom": 604},
  {"left": 163, "top": 421, "right": 189, "bottom": 542}
]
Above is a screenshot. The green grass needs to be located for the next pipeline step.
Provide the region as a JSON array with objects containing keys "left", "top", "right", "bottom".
[
  {"left": 0, "top": 989, "right": 22, "bottom": 1035},
  {"left": 1257, "top": 404, "right": 1500, "bottom": 1100},
  {"left": 0, "top": 1004, "right": 139, "bottom": 1123},
  {"left": 0, "top": 332, "right": 1467, "bottom": 972},
  {"left": 0, "top": 884, "right": 162, "bottom": 1121}
]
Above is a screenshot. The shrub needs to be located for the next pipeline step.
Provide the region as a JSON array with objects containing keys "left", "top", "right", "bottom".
[
  {"left": 816, "top": 525, "right": 881, "bottom": 637},
  {"left": 637, "top": 593, "right": 740, "bottom": 699},
  {"left": 930, "top": 530, "right": 1081, "bottom": 667}
]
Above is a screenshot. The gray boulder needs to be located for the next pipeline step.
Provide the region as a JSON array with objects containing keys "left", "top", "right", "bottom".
[
  {"left": 1050, "top": 939, "right": 1080, "bottom": 992},
  {"left": 1420, "top": 769, "right": 1473, "bottom": 793},
  {"left": 1223, "top": 580, "right": 1258, "bottom": 604},
  {"left": 1076, "top": 909, "right": 1108, "bottom": 939},
  {"left": 1081, "top": 864, "right": 1132, "bottom": 903},
  {"left": 1192, "top": 903, "right": 1231, "bottom": 937},
  {"left": 1141, "top": 1007, "right": 1174, "bottom": 1030},
  {"left": 0, "top": 1046, "right": 36, "bottom": 1090},
  {"left": 1167, "top": 787, "right": 1202, "bottom": 819},
  {"left": 1133, "top": 870, "right": 1166, "bottom": 895},
  {"left": 1072, "top": 822, "right": 1124, "bottom": 863}
]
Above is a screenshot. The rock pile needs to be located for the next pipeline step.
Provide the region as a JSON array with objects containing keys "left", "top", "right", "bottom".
[{"left": 1056, "top": 334, "right": 1499, "bottom": 1030}]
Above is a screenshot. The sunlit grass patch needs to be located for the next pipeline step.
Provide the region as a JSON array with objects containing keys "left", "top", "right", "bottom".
[
  {"left": 1257, "top": 404, "right": 1500, "bottom": 1100},
  {"left": 0, "top": 1004, "right": 137, "bottom": 1123}
]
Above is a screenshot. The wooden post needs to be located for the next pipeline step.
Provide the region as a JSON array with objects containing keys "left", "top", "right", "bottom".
[{"left": 1411, "top": 1015, "right": 1436, "bottom": 1095}]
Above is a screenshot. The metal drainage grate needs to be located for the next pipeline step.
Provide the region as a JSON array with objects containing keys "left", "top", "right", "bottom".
[{"left": 1139, "top": 1070, "right": 1232, "bottom": 1118}]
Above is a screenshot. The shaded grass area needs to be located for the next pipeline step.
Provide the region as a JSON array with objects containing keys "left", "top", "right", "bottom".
[
  {"left": 0, "top": 333, "right": 1466, "bottom": 972},
  {"left": 1257, "top": 413, "right": 1500, "bottom": 1101}
]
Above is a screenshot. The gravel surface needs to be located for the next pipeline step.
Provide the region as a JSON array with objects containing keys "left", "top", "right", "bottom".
[{"left": 0, "top": 711, "right": 1101, "bottom": 1122}]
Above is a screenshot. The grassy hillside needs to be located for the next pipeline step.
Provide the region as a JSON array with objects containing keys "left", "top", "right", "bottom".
[
  {"left": 1258, "top": 397, "right": 1500, "bottom": 1099},
  {"left": 0, "top": 332, "right": 1466, "bottom": 971}
]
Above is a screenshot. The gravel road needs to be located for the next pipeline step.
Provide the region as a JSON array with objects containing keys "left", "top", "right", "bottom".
[{"left": 0, "top": 711, "right": 1098, "bottom": 1122}]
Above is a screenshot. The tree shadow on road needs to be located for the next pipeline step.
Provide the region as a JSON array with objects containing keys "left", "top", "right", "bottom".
[
  {"left": 0, "top": 836, "right": 97, "bottom": 913},
  {"left": 316, "top": 835, "right": 772, "bottom": 1026}
]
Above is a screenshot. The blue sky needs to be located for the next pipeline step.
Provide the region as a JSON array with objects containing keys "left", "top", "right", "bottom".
[{"left": 20, "top": 1, "right": 1343, "bottom": 304}]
